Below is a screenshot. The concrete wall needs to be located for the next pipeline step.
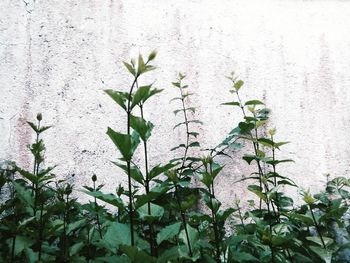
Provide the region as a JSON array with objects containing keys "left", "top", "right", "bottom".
[{"left": 1, "top": 0, "right": 350, "bottom": 205}]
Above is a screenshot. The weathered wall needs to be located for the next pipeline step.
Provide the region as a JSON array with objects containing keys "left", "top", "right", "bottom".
[{"left": 1, "top": 0, "right": 350, "bottom": 205}]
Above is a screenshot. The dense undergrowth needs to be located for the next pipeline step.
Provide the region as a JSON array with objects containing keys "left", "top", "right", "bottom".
[{"left": 1, "top": 51, "right": 350, "bottom": 262}]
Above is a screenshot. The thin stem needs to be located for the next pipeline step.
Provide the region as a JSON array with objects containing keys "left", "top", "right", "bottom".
[
  {"left": 139, "top": 102, "right": 157, "bottom": 256},
  {"left": 126, "top": 72, "right": 141, "bottom": 246},
  {"left": 309, "top": 204, "right": 326, "bottom": 249},
  {"left": 209, "top": 163, "right": 221, "bottom": 262},
  {"left": 179, "top": 83, "right": 190, "bottom": 172},
  {"left": 38, "top": 202, "right": 44, "bottom": 261},
  {"left": 235, "top": 88, "right": 278, "bottom": 217},
  {"left": 31, "top": 121, "right": 40, "bottom": 193},
  {"left": 93, "top": 180, "right": 103, "bottom": 239},
  {"left": 10, "top": 235, "right": 16, "bottom": 263},
  {"left": 174, "top": 183, "right": 193, "bottom": 257},
  {"left": 270, "top": 135, "right": 281, "bottom": 222}
]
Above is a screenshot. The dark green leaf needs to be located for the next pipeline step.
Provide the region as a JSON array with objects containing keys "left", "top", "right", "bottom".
[
  {"left": 245, "top": 100, "right": 264, "bottom": 106},
  {"left": 106, "top": 127, "right": 140, "bottom": 161},
  {"left": 82, "top": 190, "right": 124, "bottom": 209},
  {"left": 222, "top": 101, "right": 241, "bottom": 107},
  {"left": 156, "top": 222, "right": 182, "bottom": 244},
  {"left": 130, "top": 114, "right": 154, "bottom": 141},
  {"left": 104, "top": 89, "right": 128, "bottom": 111}
]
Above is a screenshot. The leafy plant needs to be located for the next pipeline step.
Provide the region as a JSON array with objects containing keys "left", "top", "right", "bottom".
[{"left": 0, "top": 52, "right": 349, "bottom": 262}]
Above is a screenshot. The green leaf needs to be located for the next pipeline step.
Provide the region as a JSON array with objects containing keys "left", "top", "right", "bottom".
[
  {"left": 247, "top": 185, "right": 266, "bottom": 201},
  {"left": 137, "top": 54, "right": 146, "bottom": 74},
  {"left": 38, "top": 125, "right": 51, "bottom": 133},
  {"left": 234, "top": 80, "right": 244, "bottom": 91},
  {"left": 6, "top": 236, "right": 34, "bottom": 256},
  {"left": 265, "top": 159, "right": 294, "bottom": 166},
  {"left": 106, "top": 127, "right": 140, "bottom": 161},
  {"left": 123, "top": 61, "right": 136, "bottom": 76},
  {"left": 221, "top": 101, "right": 241, "bottom": 107},
  {"left": 245, "top": 100, "right": 264, "bottom": 106},
  {"left": 211, "top": 165, "right": 224, "bottom": 179},
  {"left": 69, "top": 241, "right": 85, "bottom": 256},
  {"left": 157, "top": 246, "right": 180, "bottom": 263},
  {"left": 189, "top": 141, "right": 200, "bottom": 148},
  {"left": 104, "top": 89, "right": 128, "bottom": 111},
  {"left": 306, "top": 236, "right": 334, "bottom": 247},
  {"left": 275, "top": 141, "right": 290, "bottom": 148},
  {"left": 198, "top": 172, "right": 213, "bottom": 188},
  {"left": 149, "top": 163, "right": 178, "bottom": 180},
  {"left": 172, "top": 81, "right": 181, "bottom": 88},
  {"left": 120, "top": 245, "right": 156, "bottom": 262},
  {"left": 82, "top": 190, "right": 124, "bottom": 209},
  {"left": 188, "top": 132, "right": 199, "bottom": 138},
  {"left": 156, "top": 222, "right": 182, "bottom": 245},
  {"left": 16, "top": 167, "right": 38, "bottom": 184},
  {"left": 104, "top": 223, "right": 131, "bottom": 252},
  {"left": 25, "top": 248, "right": 38, "bottom": 263},
  {"left": 111, "top": 161, "right": 144, "bottom": 185},
  {"left": 309, "top": 246, "right": 332, "bottom": 263},
  {"left": 287, "top": 213, "right": 314, "bottom": 226},
  {"left": 131, "top": 85, "right": 151, "bottom": 108},
  {"left": 243, "top": 154, "right": 258, "bottom": 164},
  {"left": 67, "top": 219, "right": 86, "bottom": 235},
  {"left": 130, "top": 115, "right": 154, "bottom": 141},
  {"left": 228, "top": 251, "right": 259, "bottom": 262},
  {"left": 258, "top": 138, "right": 275, "bottom": 148},
  {"left": 13, "top": 182, "right": 34, "bottom": 208},
  {"left": 27, "top": 122, "right": 38, "bottom": 132},
  {"left": 238, "top": 122, "right": 255, "bottom": 134},
  {"left": 144, "top": 88, "right": 163, "bottom": 103},
  {"left": 170, "top": 144, "right": 186, "bottom": 151},
  {"left": 204, "top": 194, "right": 221, "bottom": 213},
  {"left": 137, "top": 203, "right": 164, "bottom": 222},
  {"left": 179, "top": 225, "right": 200, "bottom": 258},
  {"left": 217, "top": 207, "right": 236, "bottom": 222}
]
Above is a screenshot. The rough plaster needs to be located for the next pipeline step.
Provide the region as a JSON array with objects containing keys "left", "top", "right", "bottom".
[{"left": 1, "top": 0, "right": 350, "bottom": 206}]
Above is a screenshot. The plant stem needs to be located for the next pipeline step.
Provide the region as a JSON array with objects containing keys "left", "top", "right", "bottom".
[
  {"left": 174, "top": 183, "right": 193, "bottom": 257},
  {"left": 126, "top": 73, "right": 140, "bottom": 246},
  {"left": 10, "top": 235, "right": 16, "bottom": 263},
  {"left": 309, "top": 204, "right": 326, "bottom": 249},
  {"left": 38, "top": 202, "right": 44, "bottom": 261},
  {"left": 179, "top": 83, "right": 190, "bottom": 172},
  {"left": 139, "top": 103, "right": 157, "bottom": 256},
  {"left": 93, "top": 180, "right": 103, "bottom": 239},
  {"left": 235, "top": 89, "right": 278, "bottom": 217},
  {"left": 208, "top": 163, "right": 221, "bottom": 262}
]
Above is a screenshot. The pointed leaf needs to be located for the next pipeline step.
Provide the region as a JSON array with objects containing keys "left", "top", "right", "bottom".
[
  {"left": 82, "top": 190, "right": 125, "bottom": 209},
  {"left": 104, "top": 90, "right": 128, "bottom": 111},
  {"left": 156, "top": 222, "right": 182, "bottom": 245},
  {"left": 111, "top": 161, "right": 144, "bottom": 185},
  {"left": 222, "top": 101, "right": 241, "bottom": 107},
  {"left": 106, "top": 127, "right": 140, "bottom": 161},
  {"left": 130, "top": 115, "right": 154, "bottom": 141},
  {"left": 123, "top": 61, "right": 136, "bottom": 76},
  {"left": 149, "top": 163, "right": 178, "bottom": 180},
  {"left": 245, "top": 100, "right": 264, "bottom": 106}
]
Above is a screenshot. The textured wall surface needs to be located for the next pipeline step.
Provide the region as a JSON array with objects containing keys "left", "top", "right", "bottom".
[{"left": 1, "top": 0, "right": 350, "bottom": 205}]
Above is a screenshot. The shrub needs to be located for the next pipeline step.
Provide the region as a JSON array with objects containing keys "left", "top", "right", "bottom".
[{"left": 0, "top": 51, "right": 349, "bottom": 262}]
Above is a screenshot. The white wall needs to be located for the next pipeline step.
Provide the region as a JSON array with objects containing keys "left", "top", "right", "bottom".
[{"left": 1, "top": 0, "right": 350, "bottom": 205}]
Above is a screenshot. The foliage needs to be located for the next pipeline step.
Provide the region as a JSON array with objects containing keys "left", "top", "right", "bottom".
[{"left": 1, "top": 52, "right": 350, "bottom": 262}]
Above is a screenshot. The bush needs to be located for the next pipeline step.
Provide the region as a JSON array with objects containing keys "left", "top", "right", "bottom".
[{"left": 0, "top": 51, "right": 349, "bottom": 262}]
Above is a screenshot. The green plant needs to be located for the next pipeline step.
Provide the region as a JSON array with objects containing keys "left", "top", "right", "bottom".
[{"left": 1, "top": 52, "right": 349, "bottom": 263}]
